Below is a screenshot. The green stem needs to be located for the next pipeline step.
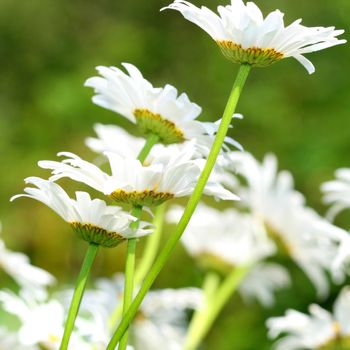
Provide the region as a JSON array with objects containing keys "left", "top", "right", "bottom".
[
  {"left": 184, "top": 266, "right": 250, "bottom": 350},
  {"left": 137, "top": 133, "right": 159, "bottom": 163},
  {"left": 106, "top": 64, "right": 251, "bottom": 350},
  {"left": 134, "top": 203, "right": 166, "bottom": 285},
  {"left": 118, "top": 206, "right": 143, "bottom": 350},
  {"left": 59, "top": 243, "right": 99, "bottom": 350},
  {"left": 118, "top": 134, "right": 159, "bottom": 350},
  {"left": 108, "top": 204, "right": 167, "bottom": 330}
]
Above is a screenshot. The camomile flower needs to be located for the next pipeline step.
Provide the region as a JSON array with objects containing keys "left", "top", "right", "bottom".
[
  {"left": 167, "top": 204, "right": 290, "bottom": 306},
  {"left": 86, "top": 122, "right": 242, "bottom": 162},
  {"left": 11, "top": 177, "right": 151, "bottom": 248},
  {"left": 0, "top": 289, "right": 91, "bottom": 350},
  {"left": 85, "top": 63, "right": 229, "bottom": 144},
  {"left": 0, "top": 222, "right": 55, "bottom": 293},
  {"left": 239, "top": 263, "right": 291, "bottom": 307},
  {"left": 62, "top": 274, "right": 202, "bottom": 350},
  {"left": 226, "top": 152, "right": 341, "bottom": 297},
  {"left": 267, "top": 286, "right": 350, "bottom": 350},
  {"left": 167, "top": 203, "right": 275, "bottom": 272},
  {"left": 163, "top": 0, "right": 346, "bottom": 73},
  {"left": 322, "top": 168, "right": 350, "bottom": 221},
  {"left": 39, "top": 145, "right": 238, "bottom": 207}
]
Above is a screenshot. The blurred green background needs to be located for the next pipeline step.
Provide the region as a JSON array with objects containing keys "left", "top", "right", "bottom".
[{"left": 0, "top": 0, "right": 349, "bottom": 348}]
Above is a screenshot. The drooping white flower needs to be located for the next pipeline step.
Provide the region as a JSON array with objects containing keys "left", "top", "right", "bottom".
[
  {"left": 85, "top": 63, "right": 229, "bottom": 145},
  {"left": 239, "top": 263, "right": 291, "bottom": 307},
  {"left": 39, "top": 145, "right": 238, "bottom": 207},
  {"left": 11, "top": 177, "right": 151, "bottom": 247},
  {"left": 163, "top": 0, "right": 346, "bottom": 73},
  {"left": 227, "top": 152, "right": 341, "bottom": 297},
  {"left": 0, "top": 222, "right": 55, "bottom": 293},
  {"left": 167, "top": 203, "right": 275, "bottom": 271},
  {"left": 322, "top": 168, "right": 350, "bottom": 221},
  {"left": 267, "top": 286, "right": 350, "bottom": 350}
]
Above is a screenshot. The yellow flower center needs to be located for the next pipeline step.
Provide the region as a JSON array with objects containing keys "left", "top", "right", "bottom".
[
  {"left": 70, "top": 222, "right": 126, "bottom": 248},
  {"left": 217, "top": 40, "right": 284, "bottom": 67},
  {"left": 133, "top": 108, "right": 185, "bottom": 144},
  {"left": 109, "top": 189, "right": 174, "bottom": 207}
]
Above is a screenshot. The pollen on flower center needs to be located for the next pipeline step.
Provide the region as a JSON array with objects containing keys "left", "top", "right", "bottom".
[
  {"left": 216, "top": 41, "right": 284, "bottom": 67},
  {"left": 133, "top": 108, "right": 185, "bottom": 144},
  {"left": 109, "top": 189, "right": 174, "bottom": 207},
  {"left": 70, "top": 222, "right": 126, "bottom": 248}
]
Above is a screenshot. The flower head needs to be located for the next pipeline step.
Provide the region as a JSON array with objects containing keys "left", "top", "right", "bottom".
[
  {"left": 85, "top": 63, "right": 216, "bottom": 144},
  {"left": 0, "top": 223, "right": 55, "bottom": 294},
  {"left": 11, "top": 177, "right": 151, "bottom": 247},
  {"left": 267, "top": 287, "right": 350, "bottom": 350},
  {"left": 226, "top": 152, "right": 341, "bottom": 297},
  {"left": 163, "top": 0, "right": 346, "bottom": 73},
  {"left": 322, "top": 168, "right": 350, "bottom": 221},
  {"left": 39, "top": 146, "right": 238, "bottom": 207}
]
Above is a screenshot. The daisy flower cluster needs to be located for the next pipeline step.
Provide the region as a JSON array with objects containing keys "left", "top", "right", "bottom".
[{"left": 2, "top": 0, "right": 348, "bottom": 350}]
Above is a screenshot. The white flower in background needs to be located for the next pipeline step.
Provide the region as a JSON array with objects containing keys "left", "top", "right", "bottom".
[
  {"left": 39, "top": 145, "right": 238, "bottom": 207},
  {"left": 85, "top": 122, "right": 242, "bottom": 162},
  {"left": 227, "top": 152, "right": 341, "bottom": 297},
  {"left": 163, "top": 0, "right": 346, "bottom": 73},
  {"left": 0, "top": 289, "right": 91, "bottom": 350},
  {"left": 11, "top": 177, "right": 151, "bottom": 247},
  {"left": 0, "top": 327, "right": 33, "bottom": 350},
  {"left": 133, "top": 288, "right": 202, "bottom": 350},
  {"left": 167, "top": 204, "right": 290, "bottom": 306},
  {"left": 0, "top": 222, "right": 55, "bottom": 293},
  {"left": 85, "top": 63, "right": 221, "bottom": 145},
  {"left": 62, "top": 274, "right": 202, "bottom": 350},
  {"left": 322, "top": 168, "right": 350, "bottom": 221},
  {"left": 167, "top": 203, "right": 274, "bottom": 270},
  {"left": 267, "top": 286, "right": 350, "bottom": 350},
  {"left": 239, "top": 263, "right": 291, "bottom": 307}
]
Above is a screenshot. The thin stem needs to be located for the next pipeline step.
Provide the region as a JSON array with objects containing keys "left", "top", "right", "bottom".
[
  {"left": 106, "top": 64, "right": 251, "bottom": 349},
  {"left": 118, "top": 134, "right": 159, "bottom": 350},
  {"left": 118, "top": 207, "right": 142, "bottom": 350},
  {"left": 108, "top": 204, "right": 167, "bottom": 330},
  {"left": 137, "top": 133, "right": 159, "bottom": 163},
  {"left": 59, "top": 243, "right": 99, "bottom": 350},
  {"left": 184, "top": 265, "right": 250, "bottom": 350},
  {"left": 134, "top": 203, "right": 166, "bottom": 285}
]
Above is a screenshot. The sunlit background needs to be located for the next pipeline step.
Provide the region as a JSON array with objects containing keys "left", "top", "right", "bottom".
[{"left": 1, "top": 0, "right": 349, "bottom": 348}]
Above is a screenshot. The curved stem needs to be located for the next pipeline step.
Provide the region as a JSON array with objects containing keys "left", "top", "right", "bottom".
[
  {"left": 184, "top": 265, "right": 250, "bottom": 350},
  {"left": 59, "top": 243, "right": 99, "bottom": 350},
  {"left": 106, "top": 64, "right": 251, "bottom": 350}
]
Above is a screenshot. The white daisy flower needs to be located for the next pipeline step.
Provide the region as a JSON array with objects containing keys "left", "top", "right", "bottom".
[
  {"left": 167, "top": 203, "right": 275, "bottom": 272},
  {"left": 163, "top": 0, "right": 346, "bottom": 73},
  {"left": 322, "top": 168, "right": 350, "bottom": 221},
  {"left": 0, "top": 222, "right": 55, "bottom": 293},
  {"left": 0, "top": 289, "right": 91, "bottom": 350},
  {"left": 62, "top": 274, "right": 202, "bottom": 350},
  {"left": 86, "top": 122, "right": 242, "bottom": 162},
  {"left": 239, "top": 263, "right": 291, "bottom": 307},
  {"left": 11, "top": 177, "right": 151, "bottom": 248},
  {"left": 267, "top": 286, "right": 350, "bottom": 350},
  {"left": 38, "top": 145, "right": 238, "bottom": 207},
  {"left": 85, "top": 63, "right": 231, "bottom": 144},
  {"left": 227, "top": 152, "right": 341, "bottom": 297}
]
